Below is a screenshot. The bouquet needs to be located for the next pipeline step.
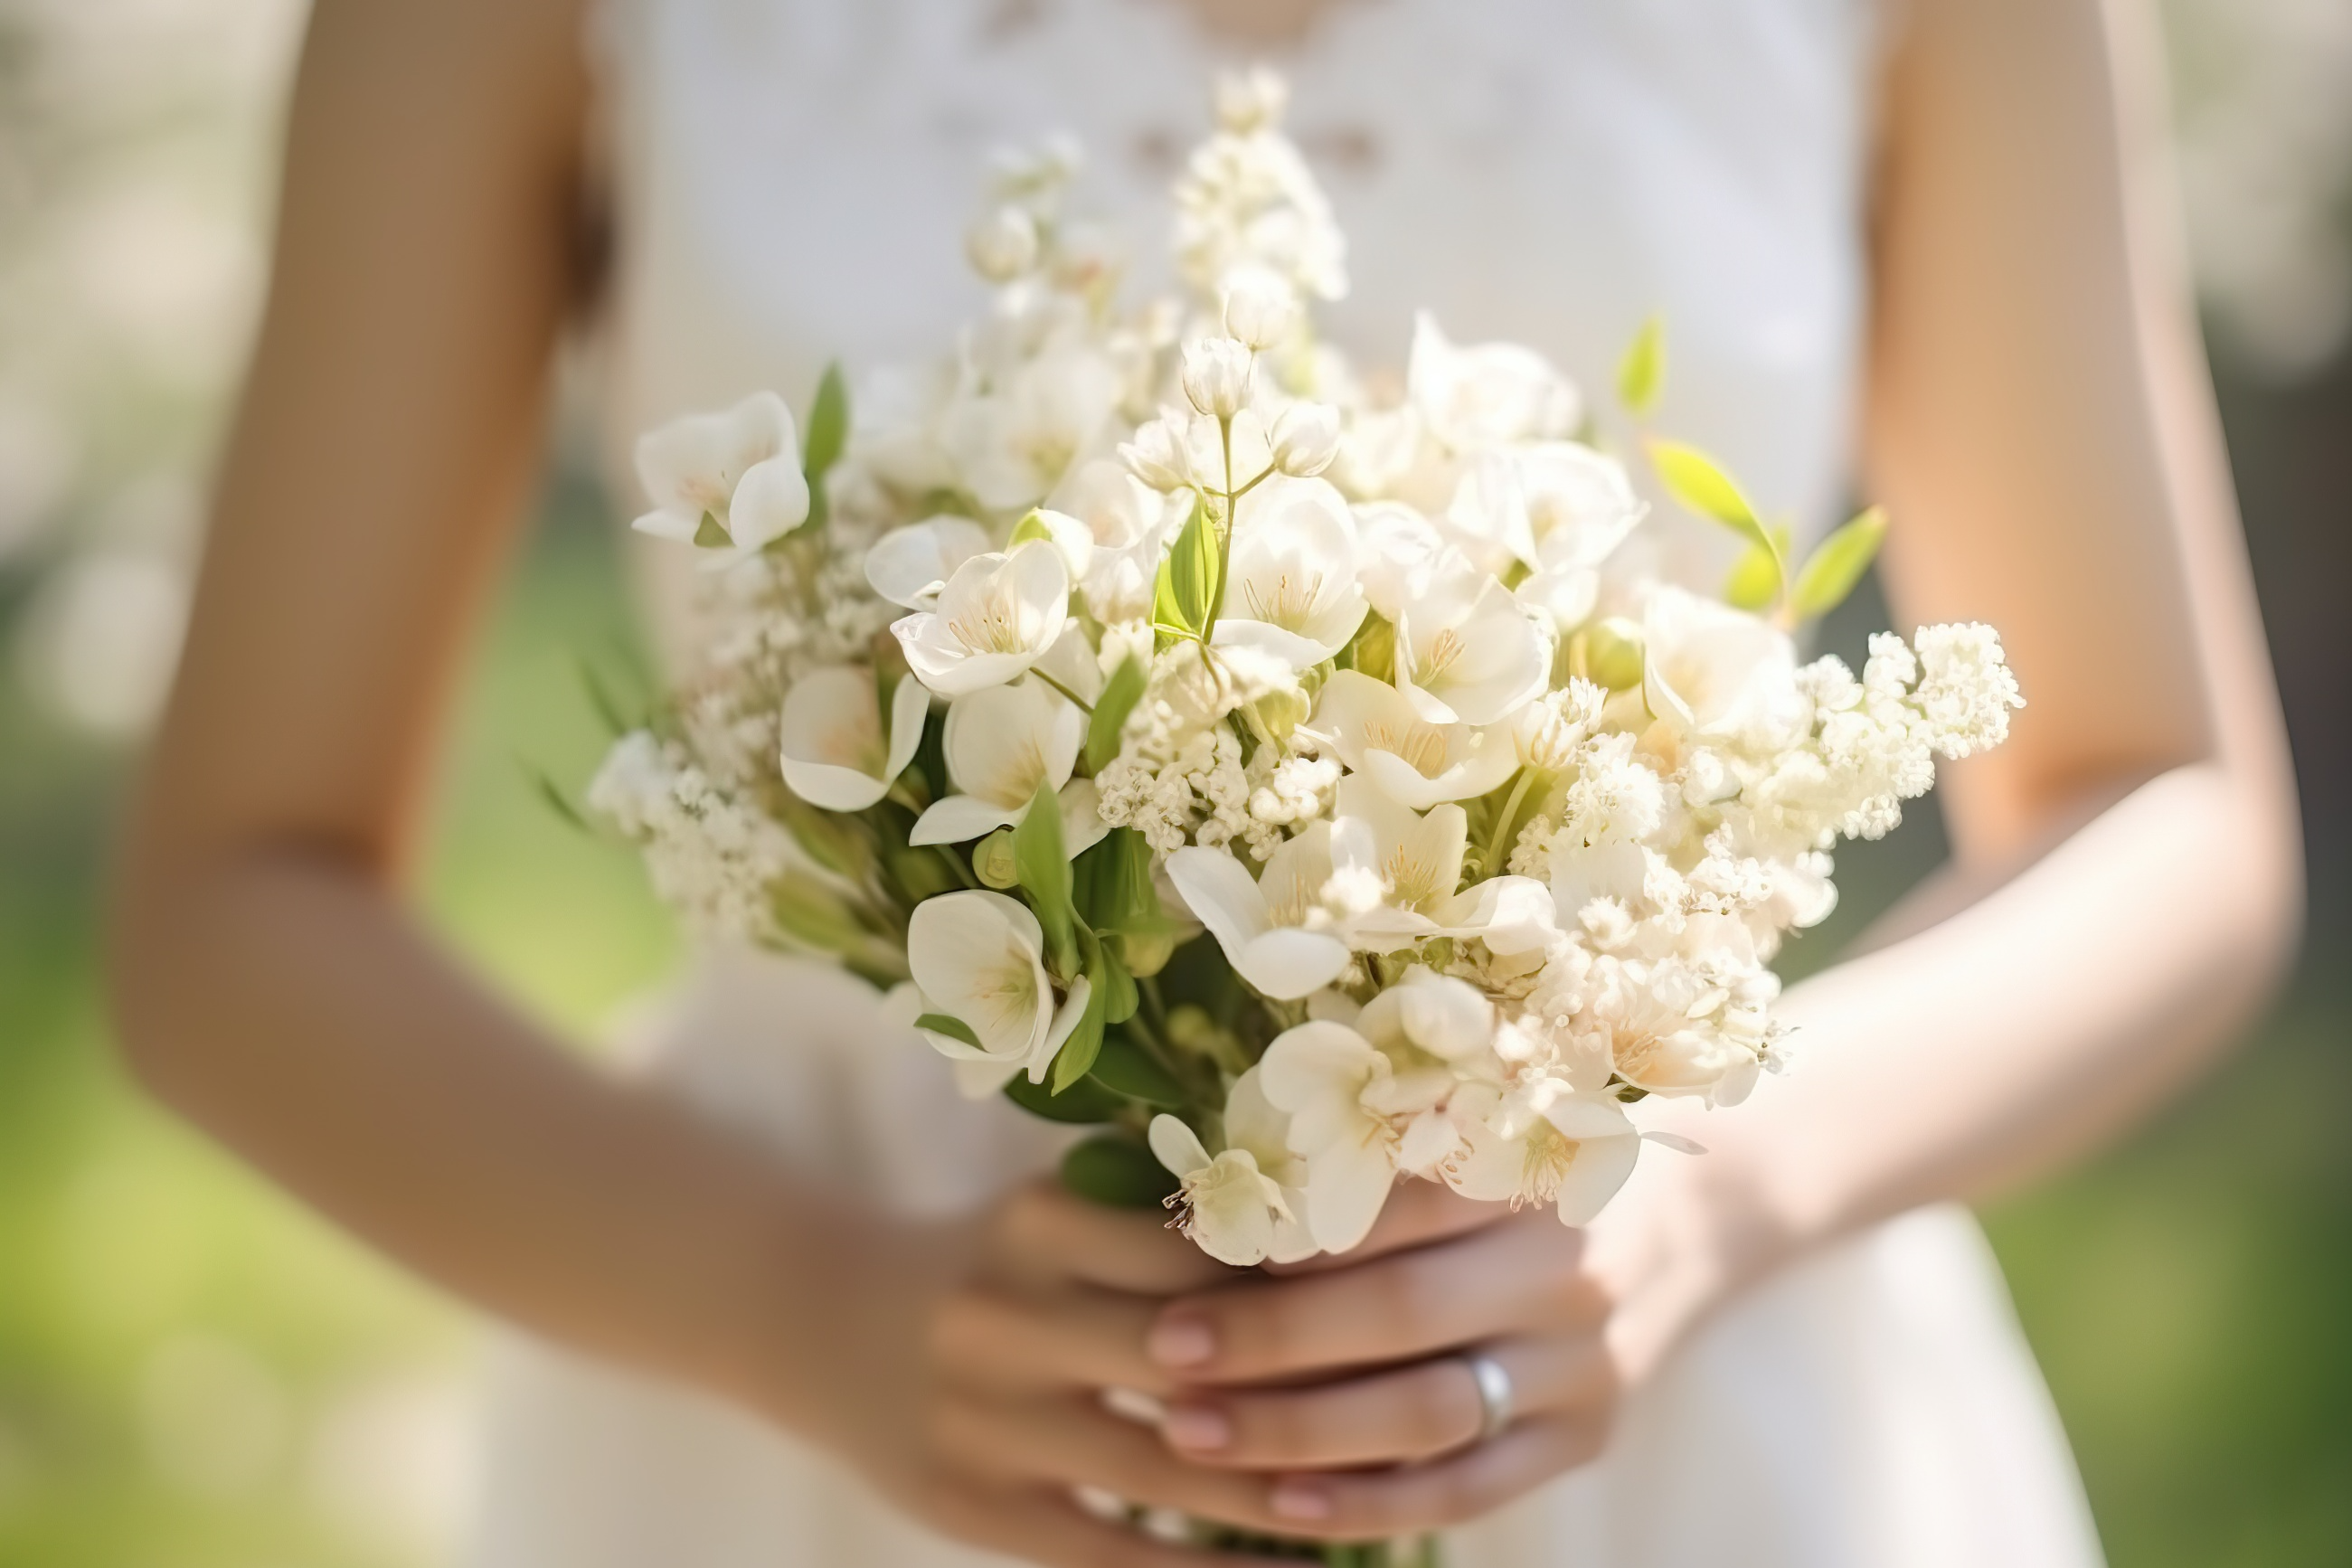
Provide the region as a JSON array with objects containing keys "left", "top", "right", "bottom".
[{"left": 590, "top": 62, "right": 2019, "bottom": 1341}]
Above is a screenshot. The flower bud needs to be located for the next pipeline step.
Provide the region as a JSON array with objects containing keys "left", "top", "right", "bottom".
[
  {"left": 974, "top": 828, "right": 1021, "bottom": 889},
  {"left": 965, "top": 206, "right": 1038, "bottom": 283},
  {"left": 1582, "top": 617, "right": 1647, "bottom": 692},
  {"left": 1214, "top": 66, "right": 1288, "bottom": 135},
  {"left": 1221, "top": 267, "right": 1296, "bottom": 350},
  {"left": 1118, "top": 412, "right": 1194, "bottom": 491},
  {"left": 1269, "top": 401, "right": 1341, "bottom": 477},
  {"left": 1181, "top": 336, "right": 1254, "bottom": 420}
]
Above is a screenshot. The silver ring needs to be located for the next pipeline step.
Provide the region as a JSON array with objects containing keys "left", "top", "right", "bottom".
[{"left": 1463, "top": 1351, "right": 1515, "bottom": 1442}]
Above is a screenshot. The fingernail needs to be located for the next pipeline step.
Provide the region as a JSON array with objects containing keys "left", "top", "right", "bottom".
[
  {"left": 1270, "top": 1481, "right": 1331, "bottom": 1521},
  {"left": 1148, "top": 1316, "right": 1215, "bottom": 1368},
  {"left": 1163, "top": 1406, "right": 1231, "bottom": 1451}
]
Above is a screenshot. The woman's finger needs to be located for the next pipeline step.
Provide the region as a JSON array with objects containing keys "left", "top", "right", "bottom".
[
  {"left": 1149, "top": 1213, "right": 1603, "bottom": 1384},
  {"left": 1261, "top": 1179, "right": 1504, "bottom": 1275},
  {"left": 1263, "top": 1414, "right": 1612, "bottom": 1540},
  {"left": 932, "top": 1281, "right": 1174, "bottom": 1396},
  {"left": 989, "top": 1179, "right": 1238, "bottom": 1295},
  {"left": 1160, "top": 1333, "right": 1612, "bottom": 1471},
  {"left": 931, "top": 1393, "right": 1301, "bottom": 1537}
]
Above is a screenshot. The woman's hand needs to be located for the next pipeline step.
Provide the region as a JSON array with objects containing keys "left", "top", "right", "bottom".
[
  {"left": 1126, "top": 1182, "right": 1612, "bottom": 1541},
  {"left": 797, "top": 1177, "right": 1353, "bottom": 1565},
  {"left": 1139, "top": 1151, "right": 1782, "bottom": 1544}
]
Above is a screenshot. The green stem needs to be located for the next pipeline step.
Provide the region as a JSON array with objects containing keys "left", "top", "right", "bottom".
[
  {"left": 1202, "top": 416, "right": 1238, "bottom": 642},
  {"left": 933, "top": 845, "right": 979, "bottom": 890},
  {"left": 1032, "top": 667, "right": 1095, "bottom": 713},
  {"left": 1139, "top": 973, "right": 1174, "bottom": 1038},
  {"left": 1482, "top": 767, "right": 1542, "bottom": 880}
]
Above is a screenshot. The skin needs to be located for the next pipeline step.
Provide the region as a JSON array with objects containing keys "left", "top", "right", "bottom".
[{"left": 109, "top": 0, "right": 2301, "bottom": 1559}]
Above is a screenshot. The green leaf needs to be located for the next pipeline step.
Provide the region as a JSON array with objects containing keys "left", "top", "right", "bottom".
[
  {"left": 1008, "top": 509, "right": 1056, "bottom": 548},
  {"left": 913, "top": 1012, "right": 982, "bottom": 1050},
  {"left": 1004, "top": 1071, "right": 1122, "bottom": 1124},
  {"left": 1723, "top": 523, "right": 1791, "bottom": 612},
  {"left": 574, "top": 657, "right": 633, "bottom": 738},
  {"left": 1050, "top": 975, "right": 1109, "bottom": 1092},
  {"left": 1790, "top": 505, "right": 1889, "bottom": 620},
  {"left": 1061, "top": 1134, "right": 1181, "bottom": 1210},
  {"left": 1085, "top": 658, "right": 1148, "bottom": 773},
  {"left": 1088, "top": 1032, "right": 1185, "bottom": 1105},
  {"left": 770, "top": 873, "right": 865, "bottom": 954},
  {"left": 1617, "top": 316, "right": 1666, "bottom": 417},
  {"left": 1646, "top": 439, "right": 1771, "bottom": 553},
  {"left": 521, "top": 763, "right": 592, "bottom": 836},
  {"left": 1013, "top": 778, "right": 1079, "bottom": 978},
  {"left": 800, "top": 361, "right": 850, "bottom": 532},
  {"left": 1155, "top": 496, "right": 1219, "bottom": 639}
]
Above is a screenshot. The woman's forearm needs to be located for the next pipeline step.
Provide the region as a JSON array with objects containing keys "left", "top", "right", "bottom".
[
  {"left": 1674, "top": 760, "right": 2300, "bottom": 1260},
  {"left": 109, "top": 842, "right": 852, "bottom": 1421}
]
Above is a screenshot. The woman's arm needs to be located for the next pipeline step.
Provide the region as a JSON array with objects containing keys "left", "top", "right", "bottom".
[
  {"left": 108, "top": 0, "right": 833, "bottom": 1403},
  {"left": 1592, "top": 0, "right": 2305, "bottom": 1376}
]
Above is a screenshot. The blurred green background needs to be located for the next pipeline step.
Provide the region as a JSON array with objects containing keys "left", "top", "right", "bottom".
[{"left": 2, "top": 1, "right": 2348, "bottom": 1563}]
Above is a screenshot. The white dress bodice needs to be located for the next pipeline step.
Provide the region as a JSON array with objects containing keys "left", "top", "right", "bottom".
[{"left": 466, "top": 4, "right": 2109, "bottom": 1565}]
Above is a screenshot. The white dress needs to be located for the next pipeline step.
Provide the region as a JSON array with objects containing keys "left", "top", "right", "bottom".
[{"left": 465, "top": 2, "right": 2111, "bottom": 1563}]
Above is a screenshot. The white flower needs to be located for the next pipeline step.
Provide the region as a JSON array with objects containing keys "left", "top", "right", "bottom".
[
  {"left": 1440, "top": 452, "right": 1541, "bottom": 577},
  {"left": 1408, "top": 312, "right": 1580, "bottom": 453},
  {"left": 864, "top": 515, "right": 996, "bottom": 609},
  {"left": 1394, "top": 571, "right": 1552, "bottom": 726},
  {"left": 939, "top": 343, "right": 1120, "bottom": 512},
  {"left": 1912, "top": 622, "right": 2024, "bottom": 757},
  {"left": 908, "top": 891, "right": 1092, "bottom": 1092},
  {"left": 1328, "top": 775, "right": 1468, "bottom": 951},
  {"left": 1214, "top": 64, "right": 1289, "bottom": 135},
  {"left": 1119, "top": 409, "right": 1197, "bottom": 491},
  {"left": 1352, "top": 503, "right": 1470, "bottom": 625},
  {"left": 1257, "top": 1021, "right": 1408, "bottom": 1252},
  {"left": 777, "top": 667, "right": 930, "bottom": 812},
  {"left": 1015, "top": 506, "right": 1098, "bottom": 585},
  {"left": 1330, "top": 777, "right": 1557, "bottom": 954},
  {"left": 1210, "top": 477, "right": 1367, "bottom": 666},
  {"left": 1643, "top": 585, "right": 1809, "bottom": 751},
  {"left": 1306, "top": 670, "right": 1518, "bottom": 808},
  {"left": 630, "top": 391, "right": 808, "bottom": 553},
  {"left": 1511, "top": 444, "right": 1645, "bottom": 631},
  {"left": 967, "top": 205, "right": 1040, "bottom": 281},
  {"left": 1582, "top": 966, "right": 1761, "bottom": 1106},
  {"left": 1148, "top": 1105, "right": 1307, "bottom": 1268},
  {"left": 1182, "top": 336, "right": 1255, "bottom": 420},
  {"left": 1048, "top": 458, "right": 1181, "bottom": 621},
  {"left": 1166, "top": 826, "right": 1352, "bottom": 1000},
  {"left": 1222, "top": 266, "right": 1297, "bottom": 350},
  {"left": 1268, "top": 400, "right": 1341, "bottom": 477},
  {"left": 1443, "top": 1079, "right": 1639, "bottom": 1226},
  {"left": 892, "top": 540, "right": 1071, "bottom": 696},
  {"left": 909, "top": 678, "right": 1086, "bottom": 845}
]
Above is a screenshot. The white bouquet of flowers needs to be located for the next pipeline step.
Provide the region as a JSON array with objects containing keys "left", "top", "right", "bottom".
[{"left": 589, "top": 70, "right": 2021, "bottom": 1279}]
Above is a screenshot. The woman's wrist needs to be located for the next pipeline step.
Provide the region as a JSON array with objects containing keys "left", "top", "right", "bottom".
[{"left": 1582, "top": 1110, "right": 1818, "bottom": 1387}]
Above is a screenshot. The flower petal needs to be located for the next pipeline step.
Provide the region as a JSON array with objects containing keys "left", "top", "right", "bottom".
[
  {"left": 1149, "top": 1113, "right": 1212, "bottom": 1178},
  {"left": 909, "top": 792, "right": 1023, "bottom": 845},
  {"left": 1304, "top": 1134, "right": 1396, "bottom": 1254},
  {"left": 1166, "top": 846, "right": 1274, "bottom": 955},
  {"left": 729, "top": 453, "right": 811, "bottom": 551},
  {"left": 866, "top": 516, "right": 995, "bottom": 608},
  {"left": 1554, "top": 1131, "right": 1640, "bottom": 1227},
  {"left": 1234, "top": 927, "right": 1353, "bottom": 1000}
]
